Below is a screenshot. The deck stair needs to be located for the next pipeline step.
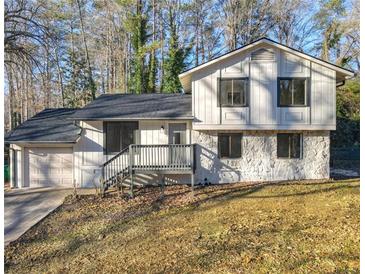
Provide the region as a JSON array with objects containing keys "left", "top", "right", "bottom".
[{"left": 100, "top": 144, "right": 195, "bottom": 197}]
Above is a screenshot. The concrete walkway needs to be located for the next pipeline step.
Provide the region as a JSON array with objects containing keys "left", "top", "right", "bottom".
[{"left": 4, "top": 188, "right": 73, "bottom": 246}]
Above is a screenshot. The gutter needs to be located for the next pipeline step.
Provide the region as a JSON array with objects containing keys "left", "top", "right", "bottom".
[
  {"left": 4, "top": 140, "right": 78, "bottom": 145},
  {"left": 336, "top": 74, "right": 357, "bottom": 88},
  {"left": 69, "top": 117, "right": 195, "bottom": 121}
]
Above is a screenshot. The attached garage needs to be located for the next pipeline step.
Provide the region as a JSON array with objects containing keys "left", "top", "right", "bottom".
[
  {"left": 24, "top": 147, "right": 73, "bottom": 188},
  {"left": 5, "top": 108, "right": 81, "bottom": 189}
]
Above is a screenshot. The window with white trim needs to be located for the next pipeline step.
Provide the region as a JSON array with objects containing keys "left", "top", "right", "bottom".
[{"left": 220, "top": 78, "right": 249, "bottom": 107}]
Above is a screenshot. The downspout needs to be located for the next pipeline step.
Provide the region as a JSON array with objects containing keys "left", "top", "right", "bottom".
[
  {"left": 72, "top": 120, "right": 84, "bottom": 189},
  {"left": 74, "top": 120, "right": 84, "bottom": 140},
  {"left": 336, "top": 81, "right": 346, "bottom": 88},
  {"left": 336, "top": 74, "right": 356, "bottom": 88}
]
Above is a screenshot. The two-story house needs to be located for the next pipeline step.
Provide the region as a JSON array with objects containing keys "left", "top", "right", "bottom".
[{"left": 5, "top": 38, "right": 354, "bottom": 193}]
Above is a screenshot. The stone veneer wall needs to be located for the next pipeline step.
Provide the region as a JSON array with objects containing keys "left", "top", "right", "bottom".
[{"left": 192, "top": 130, "right": 330, "bottom": 184}]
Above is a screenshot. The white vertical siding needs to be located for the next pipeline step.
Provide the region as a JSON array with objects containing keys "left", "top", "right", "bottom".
[
  {"left": 9, "top": 144, "right": 24, "bottom": 188},
  {"left": 139, "top": 120, "right": 192, "bottom": 145},
  {"left": 139, "top": 120, "right": 168, "bottom": 144},
  {"left": 9, "top": 147, "right": 15, "bottom": 188},
  {"left": 279, "top": 51, "right": 310, "bottom": 77},
  {"left": 311, "top": 63, "right": 336, "bottom": 125},
  {"left": 192, "top": 66, "right": 220, "bottom": 125},
  {"left": 74, "top": 121, "right": 104, "bottom": 188},
  {"left": 250, "top": 61, "right": 277, "bottom": 124},
  {"left": 191, "top": 46, "right": 336, "bottom": 130}
]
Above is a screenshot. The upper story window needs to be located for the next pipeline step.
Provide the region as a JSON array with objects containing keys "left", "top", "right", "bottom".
[
  {"left": 278, "top": 78, "right": 307, "bottom": 107},
  {"left": 218, "top": 133, "right": 242, "bottom": 158},
  {"left": 104, "top": 121, "right": 139, "bottom": 154},
  {"left": 220, "top": 78, "right": 249, "bottom": 107},
  {"left": 277, "top": 133, "right": 302, "bottom": 159}
]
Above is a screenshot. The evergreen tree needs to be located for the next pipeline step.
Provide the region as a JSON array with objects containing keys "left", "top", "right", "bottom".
[
  {"left": 63, "top": 49, "right": 90, "bottom": 107},
  {"left": 127, "top": 0, "right": 148, "bottom": 94},
  {"left": 162, "top": 5, "right": 188, "bottom": 93},
  {"left": 146, "top": 0, "right": 158, "bottom": 93},
  {"left": 147, "top": 50, "right": 157, "bottom": 93}
]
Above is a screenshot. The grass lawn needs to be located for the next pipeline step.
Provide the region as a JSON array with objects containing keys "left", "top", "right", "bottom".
[{"left": 5, "top": 179, "right": 359, "bottom": 273}]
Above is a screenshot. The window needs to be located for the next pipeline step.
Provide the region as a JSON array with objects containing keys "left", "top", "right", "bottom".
[
  {"left": 220, "top": 78, "right": 249, "bottom": 107},
  {"left": 218, "top": 133, "right": 242, "bottom": 158},
  {"left": 104, "top": 122, "right": 139, "bottom": 154},
  {"left": 278, "top": 78, "right": 307, "bottom": 107},
  {"left": 277, "top": 133, "right": 302, "bottom": 159}
]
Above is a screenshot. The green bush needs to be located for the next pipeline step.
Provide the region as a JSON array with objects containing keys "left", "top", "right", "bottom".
[{"left": 331, "top": 77, "right": 360, "bottom": 148}]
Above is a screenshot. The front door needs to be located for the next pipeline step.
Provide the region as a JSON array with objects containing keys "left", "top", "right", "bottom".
[{"left": 168, "top": 123, "right": 187, "bottom": 166}]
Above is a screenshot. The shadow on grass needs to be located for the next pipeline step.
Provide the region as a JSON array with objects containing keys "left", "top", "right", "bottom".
[
  {"left": 98, "top": 180, "right": 359, "bottom": 241},
  {"left": 189, "top": 179, "right": 359, "bottom": 207},
  {"left": 5, "top": 179, "right": 359, "bottom": 271}
]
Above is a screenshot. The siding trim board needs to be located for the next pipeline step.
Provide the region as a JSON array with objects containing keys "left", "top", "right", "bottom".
[{"left": 192, "top": 124, "right": 335, "bottom": 131}]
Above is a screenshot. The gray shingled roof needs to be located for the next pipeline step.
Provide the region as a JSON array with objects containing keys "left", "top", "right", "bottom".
[
  {"left": 70, "top": 93, "right": 193, "bottom": 120},
  {"left": 5, "top": 108, "right": 82, "bottom": 143}
]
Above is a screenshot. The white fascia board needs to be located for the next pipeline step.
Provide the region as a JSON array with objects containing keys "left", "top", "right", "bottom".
[{"left": 179, "top": 38, "right": 354, "bottom": 80}]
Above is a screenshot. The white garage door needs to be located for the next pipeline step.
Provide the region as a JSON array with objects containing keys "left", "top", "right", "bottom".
[{"left": 26, "top": 147, "right": 73, "bottom": 188}]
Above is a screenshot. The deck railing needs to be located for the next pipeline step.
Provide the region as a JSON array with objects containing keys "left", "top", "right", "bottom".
[
  {"left": 101, "top": 144, "right": 196, "bottom": 186},
  {"left": 130, "top": 144, "right": 195, "bottom": 171}
]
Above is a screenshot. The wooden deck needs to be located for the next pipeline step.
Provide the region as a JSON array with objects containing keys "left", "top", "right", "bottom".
[{"left": 101, "top": 144, "right": 196, "bottom": 195}]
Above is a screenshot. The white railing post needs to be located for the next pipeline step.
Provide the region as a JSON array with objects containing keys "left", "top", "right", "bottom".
[{"left": 129, "top": 144, "right": 134, "bottom": 198}]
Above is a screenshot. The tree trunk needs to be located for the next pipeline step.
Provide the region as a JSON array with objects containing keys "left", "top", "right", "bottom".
[
  {"left": 55, "top": 46, "right": 65, "bottom": 107},
  {"left": 76, "top": 0, "right": 96, "bottom": 100},
  {"left": 7, "top": 67, "right": 15, "bottom": 129},
  {"left": 159, "top": 4, "right": 164, "bottom": 92}
]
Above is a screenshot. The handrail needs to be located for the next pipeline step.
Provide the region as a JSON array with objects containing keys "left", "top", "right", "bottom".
[
  {"left": 101, "top": 144, "right": 196, "bottom": 191},
  {"left": 130, "top": 144, "right": 192, "bottom": 148},
  {"left": 130, "top": 144, "right": 195, "bottom": 171},
  {"left": 102, "top": 146, "right": 129, "bottom": 167}
]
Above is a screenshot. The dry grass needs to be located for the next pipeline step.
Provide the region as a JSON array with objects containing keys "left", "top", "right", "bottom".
[{"left": 5, "top": 179, "right": 359, "bottom": 273}]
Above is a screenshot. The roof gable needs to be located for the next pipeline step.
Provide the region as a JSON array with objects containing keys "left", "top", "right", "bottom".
[{"left": 179, "top": 38, "right": 354, "bottom": 92}]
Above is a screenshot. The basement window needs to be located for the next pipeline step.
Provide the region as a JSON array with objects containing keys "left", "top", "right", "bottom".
[
  {"left": 220, "top": 78, "right": 249, "bottom": 107},
  {"left": 218, "top": 133, "right": 242, "bottom": 159},
  {"left": 278, "top": 78, "right": 307, "bottom": 107},
  {"left": 277, "top": 133, "right": 302, "bottom": 159}
]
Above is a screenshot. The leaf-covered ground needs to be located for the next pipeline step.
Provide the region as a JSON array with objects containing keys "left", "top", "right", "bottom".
[{"left": 5, "top": 179, "right": 359, "bottom": 273}]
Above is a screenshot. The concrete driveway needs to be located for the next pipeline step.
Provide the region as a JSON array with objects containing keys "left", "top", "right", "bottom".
[{"left": 4, "top": 188, "right": 72, "bottom": 246}]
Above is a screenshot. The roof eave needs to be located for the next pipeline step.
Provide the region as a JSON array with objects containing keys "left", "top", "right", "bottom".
[
  {"left": 70, "top": 116, "right": 195, "bottom": 121},
  {"left": 5, "top": 140, "right": 78, "bottom": 144},
  {"left": 179, "top": 38, "right": 354, "bottom": 79}
]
